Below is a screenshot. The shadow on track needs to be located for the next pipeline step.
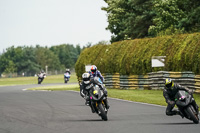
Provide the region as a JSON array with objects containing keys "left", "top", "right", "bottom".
[
  {"left": 64, "top": 119, "right": 104, "bottom": 122},
  {"left": 153, "top": 122, "right": 194, "bottom": 125}
]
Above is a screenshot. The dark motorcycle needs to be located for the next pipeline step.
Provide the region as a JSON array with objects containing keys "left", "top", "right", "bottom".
[
  {"left": 38, "top": 73, "right": 45, "bottom": 84},
  {"left": 88, "top": 83, "right": 108, "bottom": 121},
  {"left": 175, "top": 90, "right": 199, "bottom": 124},
  {"left": 64, "top": 73, "right": 70, "bottom": 83}
]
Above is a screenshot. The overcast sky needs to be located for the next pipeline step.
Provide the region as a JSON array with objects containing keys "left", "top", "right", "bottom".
[{"left": 0, "top": 0, "right": 111, "bottom": 52}]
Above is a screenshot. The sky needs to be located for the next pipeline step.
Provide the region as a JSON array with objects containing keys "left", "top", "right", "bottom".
[{"left": 0, "top": 0, "right": 111, "bottom": 52}]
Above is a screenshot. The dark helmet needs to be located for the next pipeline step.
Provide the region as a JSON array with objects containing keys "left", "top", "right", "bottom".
[
  {"left": 41, "top": 70, "right": 44, "bottom": 73},
  {"left": 82, "top": 73, "right": 91, "bottom": 84},
  {"left": 91, "top": 65, "right": 97, "bottom": 74},
  {"left": 165, "top": 78, "right": 174, "bottom": 90}
]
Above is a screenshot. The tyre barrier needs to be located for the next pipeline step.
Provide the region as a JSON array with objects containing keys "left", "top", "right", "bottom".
[
  {"left": 103, "top": 71, "right": 200, "bottom": 92},
  {"left": 77, "top": 71, "right": 200, "bottom": 92}
]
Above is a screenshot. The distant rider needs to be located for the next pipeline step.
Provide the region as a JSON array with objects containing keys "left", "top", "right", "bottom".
[
  {"left": 80, "top": 73, "right": 109, "bottom": 112},
  {"left": 38, "top": 70, "right": 46, "bottom": 77},
  {"left": 37, "top": 70, "right": 46, "bottom": 82},
  {"left": 89, "top": 65, "right": 104, "bottom": 83},
  {"left": 163, "top": 78, "right": 198, "bottom": 118},
  {"left": 65, "top": 69, "right": 71, "bottom": 75},
  {"left": 64, "top": 69, "right": 71, "bottom": 82}
]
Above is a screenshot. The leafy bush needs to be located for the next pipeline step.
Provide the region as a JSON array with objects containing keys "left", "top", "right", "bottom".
[{"left": 75, "top": 33, "right": 200, "bottom": 78}]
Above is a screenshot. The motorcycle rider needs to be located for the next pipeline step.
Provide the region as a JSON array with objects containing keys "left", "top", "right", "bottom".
[
  {"left": 64, "top": 69, "right": 71, "bottom": 80},
  {"left": 37, "top": 70, "right": 46, "bottom": 83},
  {"left": 89, "top": 65, "right": 104, "bottom": 83},
  {"left": 163, "top": 78, "right": 199, "bottom": 118},
  {"left": 80, "top": 72, "right": 109, "bottom": 112},
  {"left": 65, "top": 69, "right": 71, "bottom": 75}
]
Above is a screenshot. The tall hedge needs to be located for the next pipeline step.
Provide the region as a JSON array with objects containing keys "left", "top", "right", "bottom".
[{"left": 75, "top": 33, "right": 200, "bottom": 78}]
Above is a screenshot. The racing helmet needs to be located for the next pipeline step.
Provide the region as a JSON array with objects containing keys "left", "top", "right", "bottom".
[
  {"left": 82, "top": 73, "right": 91, "bottom": 84},
  {"left": 91, "top": 65, "right": 97, "bottom": 74},
  {"left": 165, "top": 78, "right": 174, "bottom": 90}
]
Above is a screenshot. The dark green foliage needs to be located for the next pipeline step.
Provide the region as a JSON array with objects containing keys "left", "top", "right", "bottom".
[
  {"left": 0, "top": 46, "right": 41, "bottom": 75},
  {"left": 102, "top": 0, "right": 156, "bottom": 42},
  {"left": 103, "top": 0, "right": 200, "bottom": 42},
  {"left": 0, "top": 44, "right": 82, "bottom": 76},
  {"left": 49, "top": 44, "right": 80, "bottom": 68},
  {"left": 35, "top": 46, "right": 63, "bottom": 71},
  {"left": 75, "top": 33, "right": 200, "bottom": 78}
]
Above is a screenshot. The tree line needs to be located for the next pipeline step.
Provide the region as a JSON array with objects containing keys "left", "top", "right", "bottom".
[
  {"left": 0, "top": 44, "right": 83, "bottom": 76},
  {"left": 102, "top": 0, "right": 200, "bottom": 43}
]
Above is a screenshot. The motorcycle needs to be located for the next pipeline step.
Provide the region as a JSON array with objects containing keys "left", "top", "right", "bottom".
[
  {"left": 175, "top": 90, "right": 199, "bottom": 124},
  {"left": 88, "top": 82, "right": 108, "bottom": 121},
  {"left": 38, "top": 73, "right": 46, "bottom": 84},
  {"left": 64, "top": 73, "right": 70, "bottom": 83}
]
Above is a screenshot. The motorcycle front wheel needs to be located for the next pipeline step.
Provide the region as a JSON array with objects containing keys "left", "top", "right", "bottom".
[
  {"left": 38, "top": 79, "right": 41, "bottom": 84},
  {"left": 98, "top": 103, "right": 108, "bottom": 121},
  {"left": 186, "top": 105, "right": 199, "bottom": 124}
]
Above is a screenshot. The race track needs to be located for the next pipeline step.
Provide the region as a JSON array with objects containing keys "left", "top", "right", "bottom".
[{"left": 0, "top": 84, "right": 199, "bottom": 133}]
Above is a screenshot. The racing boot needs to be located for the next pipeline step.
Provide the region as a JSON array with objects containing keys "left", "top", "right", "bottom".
[
  {"left": 85, "top": 100, "right": 90, "bottom": 106},
  {"left": 177, "top": 111, "right": 184, "bottom": 118},
  {"left": 104, "top": 99, "right": 110, "bottom": 109},
  {"left": 90, "top": 105, "right": 95, "bottom": 113}
]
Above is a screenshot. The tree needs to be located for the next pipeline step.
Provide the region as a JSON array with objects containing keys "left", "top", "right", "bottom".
[
  {"left": 148, "top": 0, "right": 200, "bottom": 36},
  {"left": 102, "top": 0, "right": 155, "bottom": 42},
  {"left": 103, "top": 0, "right": 200, "bottom": 40},
  {"left": 148, "top": 0, "right": 186, "bottom": 36},
  {"left": 50, "top": 44, "right": 80, "bottom": 69},
  {"left": 4, "top": 60, "right": 16, "bottom": 73},
  {"left": 35, "top": 46, "right": 62, "bottom": 71}
]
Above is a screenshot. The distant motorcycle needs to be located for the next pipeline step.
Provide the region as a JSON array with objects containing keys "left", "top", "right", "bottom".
[
  {"left": 64, "top": 73, "right": 70, "bottom": 83},
  {"left": 88, "top": 82, "right": 108, "bottom": 121},
  {"left": 38, "top": 73, "right": 46, "bottom": 84},
  {"left": 175, "top": 90, "right": 199, "bottom": 124}
]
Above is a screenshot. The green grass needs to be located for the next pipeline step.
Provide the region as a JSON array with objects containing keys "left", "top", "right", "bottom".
[
  {"left": 28, "top": 86, "right": 200, "bottom": 107},
  {"left": 0, "top": 73, "right": 78, "bottom": 86}
]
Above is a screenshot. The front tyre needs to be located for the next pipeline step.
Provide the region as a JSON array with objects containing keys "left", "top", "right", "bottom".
[
  {"left": 98, "top": 103, "right": 107, "bottom": 121},
  {"left": 186, "top": 105, "right": 199, "bottom": 124},
  {"left": 38, "top": 78, "right": 41, "bottom": 84}
]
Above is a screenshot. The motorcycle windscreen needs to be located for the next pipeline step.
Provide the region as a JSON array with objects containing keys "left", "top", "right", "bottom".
[
  {"left": 91, "top": 85, "right": 104, "bottom": 101},
  {"left": 175, "top": 91, "right": 192, "bottom": 107}
]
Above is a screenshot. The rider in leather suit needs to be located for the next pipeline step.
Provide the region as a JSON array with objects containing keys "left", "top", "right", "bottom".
[
  {"left": 163, "top": 78, "right": 199, "bottom": 118},
  {"left": 80, "top": 73, "right": 109, "bottom": 112},
  {"left": 89, "top": 65, "right": 104, "bottom": 83}
]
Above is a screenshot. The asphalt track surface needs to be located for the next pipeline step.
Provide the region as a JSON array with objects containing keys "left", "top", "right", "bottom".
[{"left": 0, "top": 83, "right": 199, "bottom": 133}]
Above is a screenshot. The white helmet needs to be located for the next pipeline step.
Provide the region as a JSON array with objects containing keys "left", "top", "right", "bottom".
[{"left": 82, "top": 73, "right": 91, "bottom": 84}]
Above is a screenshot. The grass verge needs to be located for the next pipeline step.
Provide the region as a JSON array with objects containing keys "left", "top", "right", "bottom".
[
  {"left": 27, "top": 86, "right": 200, "bottom": 107},
  {"left": 0, "top": 73, "right": 78, "bottom": 86},
  {"left": 29, "top": 84, "right": 80, "bottom": 91}
]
